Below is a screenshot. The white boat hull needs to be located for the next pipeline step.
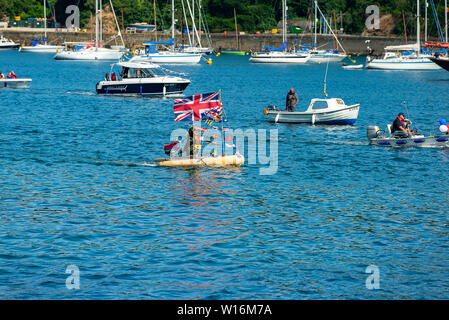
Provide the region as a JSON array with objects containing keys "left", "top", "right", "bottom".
[
  {"left": 249, "top": 52, "right": 310, "bottom": 64},
  {"left": 366, "top": 58, "right": 441, "bottom": 70},
  {"left": 54, "top": 47, "right": 124, "bottom": 60},
  {"left": 265, "top": 104, "right": 359, "bottom": 125},
  {"left": 19, "top": 44, "right": 60, "bottom": 53},
  {"left": 308, "top": 54, "right": 347, "bottom": 63},
  {"left": 0, "top": 78, "right": 32, "bottom": 89},
  {"left": 130, "top": 53, "right": 202, "bottom": 64}
]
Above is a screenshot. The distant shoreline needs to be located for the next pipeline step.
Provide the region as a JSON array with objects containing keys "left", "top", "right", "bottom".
[{"left": 0, "top": 28, "right": 428, "bottom": 54}]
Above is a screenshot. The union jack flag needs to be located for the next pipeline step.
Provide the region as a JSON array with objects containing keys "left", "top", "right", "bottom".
[{"left": 174, "top": 92, "right": 221, "bottom": 122}]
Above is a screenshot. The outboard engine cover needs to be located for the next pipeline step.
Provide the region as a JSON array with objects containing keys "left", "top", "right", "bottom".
[{"left": 367, "top": 126, "right": 380, "bottom": 139}]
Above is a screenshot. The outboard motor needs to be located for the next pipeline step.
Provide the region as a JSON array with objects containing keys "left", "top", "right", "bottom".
[{"left": 366, "top": 126, "right": 380, "bottom": 139}]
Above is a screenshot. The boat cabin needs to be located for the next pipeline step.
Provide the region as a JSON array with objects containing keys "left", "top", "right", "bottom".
[
  {"left": 111, "top": 61, "right": 168, "bottom": 80},
  {"left": 305, "top": 98, "right": 347, "bottom": 112}
]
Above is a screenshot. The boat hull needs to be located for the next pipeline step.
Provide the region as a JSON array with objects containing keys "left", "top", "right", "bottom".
[
  {"left": 249, "top": 53, "right": 310, "bottom": 64},
  {"left": 0, "top": 44, "right": 20, "bottom": 50},
  {"left": 265, "top": 105, "right": 359, "bottom": 125},
  {"left": 430, "top": 57, "right": 449, "bottom": 72},
  {"left": 0, "top": 78, "right": 32, "bottom": 89},
  {"left": 155, "top": 154, "right": 245, "bottom": 167},
  {"left": 366, "top": 58, "right": 441, "bottom": 70},
  {"left": 369, "top": 135, "right": 449, "bottom": 147},
  {"left": 54, "top": 48, "right": 124, "bottom": 60},
  {"left": 96, "top": 80, "right": 190, "bottom": 96},
  {"left": 308, "top": 54, "right": 347, "bottom": 63},
  {"left": 19, "top": 45, "right": 59, "bottom": 53},
  {"left": 131, "top": 54, "right": 202, "bottom": 64}
]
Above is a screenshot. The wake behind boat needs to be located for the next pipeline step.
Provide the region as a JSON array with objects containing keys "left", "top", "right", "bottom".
[
  {"left": 96, "top": 61, "right": 190, "bottom": 96},
  {"left": 264, "top": 98, "right": 360, "bottom": 125}
]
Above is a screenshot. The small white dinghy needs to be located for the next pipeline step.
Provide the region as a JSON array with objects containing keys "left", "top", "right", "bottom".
[
  {"left": 342, "top": 63, "right": 364, "bottom": 69},
  {"left": 264, "top": 98, "right": 360, "bottom": 125},
  {"left": 0, "top": 78, "right": 32, "bottom": 89}
]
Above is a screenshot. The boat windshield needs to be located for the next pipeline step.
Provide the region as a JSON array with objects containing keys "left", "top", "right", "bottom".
[{"left": 128, "top": 67, "right": 167, "bottom": 78}]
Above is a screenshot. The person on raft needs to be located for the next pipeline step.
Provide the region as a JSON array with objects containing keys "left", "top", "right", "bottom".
[{"left": 391, "top": 112, "right": 412, "bottom": 137}]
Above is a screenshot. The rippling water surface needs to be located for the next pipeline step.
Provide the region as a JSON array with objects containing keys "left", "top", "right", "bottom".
[{"left": 1, "top": 51, "right": 449, "bottom": 299}]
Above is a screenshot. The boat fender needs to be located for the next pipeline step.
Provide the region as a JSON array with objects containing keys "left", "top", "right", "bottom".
[
  {"left": 140, "top": 85, "right": 142, "bottom": 96},
  {"left": 414, "top": 139, "right": 425, "bottom": 143},
  {"left": 105, "top": 87, "right": 109, "bottom": 95},
  {"left": 437, "top": 137, "right": 449, "bottom": 142},
  {"left": 378, "top": 141, "right": 390, "bottom": 145},
  {"left": 396, "top": 140, "right": 408, "bottom": 145}
]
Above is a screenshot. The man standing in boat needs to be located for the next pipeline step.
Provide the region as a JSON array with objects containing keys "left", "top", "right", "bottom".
[
  {"left": 286, "top": 88, "right": 298, "bottom": 112},
  {"left": 391, "top": 112, "right": 412, "bottom": 137}
]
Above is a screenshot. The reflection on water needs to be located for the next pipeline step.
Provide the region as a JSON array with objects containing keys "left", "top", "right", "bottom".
[{"left": 0, "top": 51, "right": 449, "bottom": 299}]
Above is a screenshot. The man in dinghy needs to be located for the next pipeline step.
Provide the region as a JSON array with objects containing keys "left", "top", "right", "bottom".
[{"left": 391, "top": 113, "right": 412, "bottom": 137}]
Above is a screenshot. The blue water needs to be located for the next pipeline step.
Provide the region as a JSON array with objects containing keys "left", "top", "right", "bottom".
[{"left": 1, "top": 51, "right": 449, "bottom": 299}]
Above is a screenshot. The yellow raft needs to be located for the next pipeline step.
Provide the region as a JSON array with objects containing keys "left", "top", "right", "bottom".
[{"left": 154, "top": 154, "right": 245, "bottom": 167}]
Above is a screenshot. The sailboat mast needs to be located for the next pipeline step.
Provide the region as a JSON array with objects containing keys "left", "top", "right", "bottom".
[
  {"left": 234, "top": 8, "right": 239, "bottom": 50},
  {"left": 172, "top": 0, "right": 175, "bottom": 50},
  {"left": 100, "top": 0, "right": 103, "bottom": 47},
  {"left": 424, "top": 0, "right": 427, "bottom": 42},
  {"left": 314, "top": 0, "right": 317, "bottom": 48},
  {"left": 95, "top": 0, "right": 99, "bottom": 49},
  {"left": 43, "top": 0, "right": 47, "bottom": 44},
  {"left": 282, "top": 0, "right": 286, "bottom": 45},
  {"left": 417, "top": 0, "right": 420, "bottom": 57},
  {"left": 445, "top": 0, "right": 448, "bottom": 42}
]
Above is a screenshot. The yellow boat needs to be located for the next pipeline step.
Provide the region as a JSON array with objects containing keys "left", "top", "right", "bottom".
[{"left": 154, "top": 154, "right": 244, "bottom": 167}]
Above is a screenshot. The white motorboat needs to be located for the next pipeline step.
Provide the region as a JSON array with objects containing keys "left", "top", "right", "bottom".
[
  {"left": 96, "top": 61, "right": 190, "bottom": 96},
  {"left": 367, "top": 125, "right": 449, "bottom": 147},
  {"left": 0, "top": 35, "right": 20, "bottom": 50},
  {"left": 263, "top": 98, "right": 360, "bottom": 125},
  {"left": 0, "top": 78, "right": 32, "bottom": 89}
]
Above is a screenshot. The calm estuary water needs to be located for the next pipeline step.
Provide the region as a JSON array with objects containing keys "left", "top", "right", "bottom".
[{"left": 0, "top": 51, "right": 449, "bottom": 299}]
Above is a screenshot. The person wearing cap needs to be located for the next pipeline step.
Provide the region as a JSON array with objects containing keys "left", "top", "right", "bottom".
[{"left": 391, "top": 112, "right": 412, "bottom": 137}]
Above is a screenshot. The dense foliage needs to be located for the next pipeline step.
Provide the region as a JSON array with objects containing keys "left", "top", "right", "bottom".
[{"left": 1, "top": 0, "right": 448, "bottom": 36}]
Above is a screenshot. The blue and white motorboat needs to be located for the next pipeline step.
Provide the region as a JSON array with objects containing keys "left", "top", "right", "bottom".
[
  {"left": 0, "top": 35, "right": 20, "bottom": 50},
  {"left": 366, "top": 125, "right": 449, "bottom": 147},
  {"left": 263, "top": 98, "right": 360, "bottom": 125},
  {"left": 96, "top": 61, "right": 190, "bottom": 96}
]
